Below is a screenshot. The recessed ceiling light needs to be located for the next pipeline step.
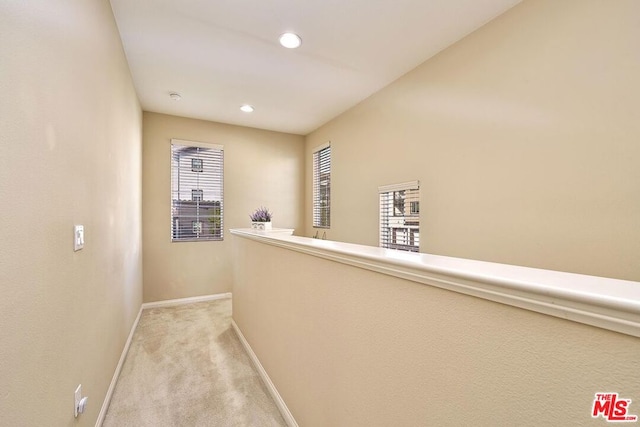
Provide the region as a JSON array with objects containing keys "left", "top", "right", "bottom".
[
  {"left": 279, "top": 32, "right": 302, "bottom": 49},
  {"left": 169, "top": 92, "right": 181, "bottom": 101},
  {"left": 240, "top": 104, "right": 254, "bottom": 113}
]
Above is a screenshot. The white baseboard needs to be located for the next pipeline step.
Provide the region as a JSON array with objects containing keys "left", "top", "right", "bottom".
[
  {"left": 95, "top": 292, "right": 231, "bottom": 426},
  {"left": 142, "top": 292, "right": 232, "bottom": 309},
  {"left": 95, "top": 306, "right": 143, "bottom": 427},
  {"left": 231, "top": 319, "right": 299, "bottom": 427}
]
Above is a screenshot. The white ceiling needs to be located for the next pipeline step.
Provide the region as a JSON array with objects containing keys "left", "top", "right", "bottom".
[{"left": 110, "top": 0, "right": 522, "bottom": 135}]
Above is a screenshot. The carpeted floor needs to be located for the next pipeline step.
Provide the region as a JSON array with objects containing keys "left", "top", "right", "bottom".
[{"left": 102, "top": 298, "right": 287, "bottom": 427}]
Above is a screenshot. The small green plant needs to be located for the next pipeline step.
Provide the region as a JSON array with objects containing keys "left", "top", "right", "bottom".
[{"left": 249, "top": 207, "right": 272, "bottom": 222}]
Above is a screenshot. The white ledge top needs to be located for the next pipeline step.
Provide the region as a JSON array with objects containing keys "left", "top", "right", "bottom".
[{"left": 230, "top": 228, "right": 640, "bottom": 338}]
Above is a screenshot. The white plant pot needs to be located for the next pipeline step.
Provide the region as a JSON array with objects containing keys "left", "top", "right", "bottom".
[{"left": 251, "top": 221, "right": 272, "bottom": 231}]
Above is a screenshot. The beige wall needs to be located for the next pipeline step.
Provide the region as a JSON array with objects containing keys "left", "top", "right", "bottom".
[
  {"left": 142, "top": 112, "right": 305, "bottom": 302},
  {"left": 0, "top": 1, "right": 142, "bottom": 426},
  {"left": 232, "top": 234, "right": 640, "bottom": 426},
  {"left": 305, "top": 0, "right": 640, "bottom": 281}
]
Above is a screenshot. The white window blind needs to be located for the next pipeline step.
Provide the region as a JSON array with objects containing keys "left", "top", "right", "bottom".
[
  {"left": 313, "top": 144, "right": 331, "bottom": 228},
  {"left": 379, "top": 181, "right": 420, "bottom": 252},
  {"left": 171, "top": 139, "right": 223, "bottom": 242}
]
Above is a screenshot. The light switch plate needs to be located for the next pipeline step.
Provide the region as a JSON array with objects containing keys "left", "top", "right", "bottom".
[
  {"left": 74, "top": 384, "right": 82, "bottom": 417},
  {"left": 74, "top": 225, "right": 84, "bottom": 251}
]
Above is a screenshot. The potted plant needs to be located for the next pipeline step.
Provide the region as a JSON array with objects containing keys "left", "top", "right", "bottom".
[{"left": 250, "top": 207, "right": 272, "bottom": 230}]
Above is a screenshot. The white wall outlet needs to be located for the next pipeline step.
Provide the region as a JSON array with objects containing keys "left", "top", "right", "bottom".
[
  {"left": 74, "top": 384, "right": 82, "bottom": 417},
  {"left": 74, "top": 225, "right": 84, "bottom": 251},
  {"left": 74, "top": 384, "right": 88, "bottom": 417}
]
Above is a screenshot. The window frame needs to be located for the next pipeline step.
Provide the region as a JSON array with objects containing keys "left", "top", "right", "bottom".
[
  {"left": 170, "top": 139, "right": 224, "bottom": 242},
  {"left": 312, "top": 143, "right": 331, "bottom": 229}
]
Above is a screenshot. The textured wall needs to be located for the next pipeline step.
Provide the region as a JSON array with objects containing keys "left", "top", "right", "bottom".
[
  {"left": 0, "top": 1, "right": 142, "bottom": 425},
  {"left": 305, "top": 0, "right": 640, "bottom": 281},
  {"left": 142, "top": 112, "right": 305, "bottom": 302},
  {"left": 232, "top": 235, "right": 640, "bottom": 426}
]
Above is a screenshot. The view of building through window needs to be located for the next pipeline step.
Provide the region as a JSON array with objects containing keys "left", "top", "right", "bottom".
[
  {"left": 379, "top": 182, "right": 420, "bottom": 252},
  {"left": 171, "top": 140, "right": 224, "bottom": 242}
]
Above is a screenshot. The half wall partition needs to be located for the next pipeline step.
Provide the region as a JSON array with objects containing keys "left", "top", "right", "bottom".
[{"left": 231, "top": 228, "right": 640, "bottom": 426}]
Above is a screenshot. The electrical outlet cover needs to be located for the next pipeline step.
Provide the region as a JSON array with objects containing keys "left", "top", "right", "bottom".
[{"left": 74, "top": 384, "right": 82, "bottom": 417}]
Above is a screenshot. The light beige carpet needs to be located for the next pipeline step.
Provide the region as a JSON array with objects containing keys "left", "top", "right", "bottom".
[{"left": 102, "top": 298, "right": 287, "bottom": 427}]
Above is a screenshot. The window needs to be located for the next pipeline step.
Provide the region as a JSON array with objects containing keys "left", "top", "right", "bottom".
[
  {"left": 171, "top": 139, "right": 223, "bottom": 242},
  {"left": 191, "top": 189, "right": 203, "bottom": 202},
  {"left": 410, "top": 201, "right": 420, "bottom": 215},
  {"left": 379, "top": 181, "right": 420, "bottom": 252},
  {"left": 313, "top": 143, "right": 331, "bottom": 228}
]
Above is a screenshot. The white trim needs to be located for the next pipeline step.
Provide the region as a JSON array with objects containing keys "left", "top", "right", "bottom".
[
  {"left": 312, "top": 140, "right": 330, "bottom": 153},
  {"left": 230, "top": 228, "right": 640, "bottom": 338},
  {"left": 231, "top": 320, "right": 299, "bottom": 427},
  {"left": 142, "top": 292, "right": 232, "bottom": 309},
  {"left": 378, "top": 180, "right": 419, "bottom": 193},
  {"left": 95, "top": 306, "right": 143, "bottom": 427},
  {"left": 170, "top": 138, "right": 223, "bottom": 150}
]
